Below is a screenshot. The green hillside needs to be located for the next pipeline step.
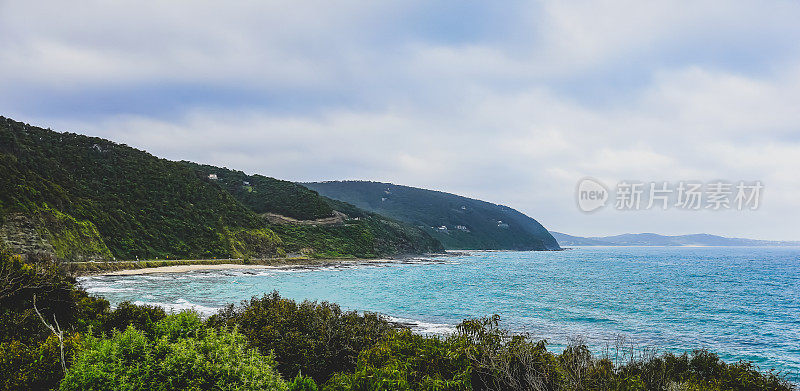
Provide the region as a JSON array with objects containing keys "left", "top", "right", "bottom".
[
  {"left": 182, "top": 162, "right": 334, "bottom": 220},
  {"left": 0, "top": 117, "right": 442, "bottom": 261},
  {"left": 182, "top": 163, "right": 444, "bottom": 257},
  {"left": 304, "top": 181, "right": 561, "bottom": 251}
]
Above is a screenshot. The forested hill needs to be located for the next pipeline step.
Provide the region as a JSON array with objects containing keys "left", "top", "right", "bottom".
[
  {"left": 182, "top": 162, "right": 334, "bottom": 220},
  {"left": 179, "top": 163, "right": 443, "bottom": 257},
  {"left": 0, "top": 116, "right": 442, "bottom": 261},
  {"left": 304, "top": 181, "right": 561, "bottom": 251}
]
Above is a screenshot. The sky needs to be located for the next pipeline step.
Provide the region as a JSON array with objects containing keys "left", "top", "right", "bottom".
[{"left": 1, "top": 1, "right": 799, "bottom": 240}]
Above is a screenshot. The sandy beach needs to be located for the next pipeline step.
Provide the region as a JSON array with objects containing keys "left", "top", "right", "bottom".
[
  {"left": 93, "top": 257, "right": 406, "bottom": 276},
  {"left": 72, "top": 254, "right": 439, "bottom": 277},
  {"left": 102, "top": 263, "right": 280, "bottom": 276}
]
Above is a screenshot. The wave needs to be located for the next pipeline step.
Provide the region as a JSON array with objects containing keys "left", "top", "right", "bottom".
[
  {"left": 386, "top": 315, "right": 457, "bottom": 335},
  {"left": 85, "top": 285, "right": 130, "bottom": 294},
  {"left": 132, "top": 298, "right": 220, "bottom": 316}
]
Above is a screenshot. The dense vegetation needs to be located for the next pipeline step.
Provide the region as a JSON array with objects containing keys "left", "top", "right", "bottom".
[
  {"left": 183, "top": 162, "right": 334, "bottom": 221},
  {"left": 61, "top": 313, "right": 287, "bottom": 391},
  {"left": 182, "top": 166, "right": 444, "bottom": 258},
  {"left": 304, "top": 181, "right": 561, "bottom": 251},
  {"left": 324, "top": 317, "right": 793, "bottom": 391},
  {"left": 0, "top": 117, "right": 442, "bottom": 261},
  {"left": 270, "top": 213, "right": 443, "bottom": 258},
  {"left": 207, "top": 292, "right": 395, "bottom": 383},
  {"left": 261, "top": 197, "right": 442, "bottom": 258},
  {"left": 0, "top": 117, "right": 275, "bottom": 260},
  {"left": 0, "top": 250, "right": 793, "bottom": 390}
]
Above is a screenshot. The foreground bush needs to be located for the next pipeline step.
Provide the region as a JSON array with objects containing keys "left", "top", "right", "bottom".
[
  {"left": 456, "top": 316, "right": 564, "bottom": 390},
  {"left": 615, "top": 348, "right": 792, "bottom": 391},
  {"left": 0, "top": 249, "right": 109, "bottom": 390},
  {"left": 60, "top": 312, "right": 287, "bottom": 391},
  {"left": 0, "top": 333, "right": 82, "bottom": 391},
  {"left": 100, "top": 300, "right": 167, "bottom": 337},
  {"left": 208, "top": 291, "right": 396, "bottom": 384},
  {"left": 0, "top": 249, "right": 99, "bottom": 344},
  {"left": 288, "top": 373, "right": 320, "bottom": 391},
  {"left": 324, "top": 329, "right": 472, "bottom": 391},
  {"left": 323, "top": 317, "right": 563, "bottom": 391},
  {"left": 321, "top": 316, "right": 794, "bottom": 391}
]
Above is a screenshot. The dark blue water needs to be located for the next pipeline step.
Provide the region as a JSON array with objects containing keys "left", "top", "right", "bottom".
[{"left": 78, "top": 247, "right": 800, "bottom": 382}]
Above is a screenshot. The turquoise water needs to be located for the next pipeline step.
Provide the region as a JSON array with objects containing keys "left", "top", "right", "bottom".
[{"left": 78, "top": 247, "right": 800, "bottom": 382}]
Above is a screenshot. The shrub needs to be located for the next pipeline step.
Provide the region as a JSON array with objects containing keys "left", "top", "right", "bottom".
[
  {"left": 0, "top": 250, "right": 75, "bottom": 343},
  {"left": 0, "top": 333, "right": 81, "bottom": 391},
  {"left": 617, "top": 349, "right": 793, "bottom": 391},
  {"left": 453, "top": 316, "right": 562, "bottom": 391},
  {"left": 60, "top": 312, "right": 287, "bottom": 391},
  {"left": 324, "top": 329, "right": 472, "bottom": 391},
  {"left": 322, "top": 316, "right": 795, "bottom": 391},
  {"left": 100, "top": 301, "right": 166, "bottom": 337},
  {"left": 153, "top": 309, "right": 204, "bottom": 341},
  {"left": 0, "top": 249, "right": 107, "bottom": 390},
  {"left": 207, "top": 291, "right": 396, "bottom": 384},
  {"left": 288, "top": 373, "right": 319, "bottom": 391}
]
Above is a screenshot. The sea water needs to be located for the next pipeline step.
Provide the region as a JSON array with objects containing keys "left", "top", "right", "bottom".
[{"left": 78, "top": 246, "right": 800, "bottom": 382}]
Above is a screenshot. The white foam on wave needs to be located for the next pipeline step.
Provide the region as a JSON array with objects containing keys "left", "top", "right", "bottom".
[
  {"left": 133, "top": 298, "right": 220, "bottom": 316},
  {"left": 142, "top": 275, "right": 171, "bottom": 281},
  {"left": 181, "top": 272, "right": 222, "bottom": 279},
  {"left": 387, "top": 316, "right": 458, "bottom": 335},
  {"left": 85, "top": 286, "right": 129, "bottom": 294},
  {"left": 246, "top": 271, "right": 274, "bottom": 277}
]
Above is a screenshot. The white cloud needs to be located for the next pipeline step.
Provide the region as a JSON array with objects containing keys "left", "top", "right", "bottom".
[{"left": 2, "top": 0, "right": 799, "bottom": 240}]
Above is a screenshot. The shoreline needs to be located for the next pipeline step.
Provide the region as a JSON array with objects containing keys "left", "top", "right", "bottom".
[
  {"left": 69, "top": 257, "right": 352, "bottom": 277},
  {"left": 100, "top": 263, "right": 295, "bottom": 276},
  {"left": 70, "top": 251, "right": 457, "bottom": 277},
  {"left": 70, "top": 254, "right": 447, "bottom": 277}
]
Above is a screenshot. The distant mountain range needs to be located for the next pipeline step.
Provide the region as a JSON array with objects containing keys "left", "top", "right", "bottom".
[
  {"left": 304, "top": 181, "right": 561, "bottom": 251},
  {"left": 550, "top": 232, "right": 800, "bottom": 247}
]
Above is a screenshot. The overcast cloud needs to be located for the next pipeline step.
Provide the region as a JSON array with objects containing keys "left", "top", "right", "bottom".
[{"left": 1, "top": 0, "right": 799, "bottom": 240}]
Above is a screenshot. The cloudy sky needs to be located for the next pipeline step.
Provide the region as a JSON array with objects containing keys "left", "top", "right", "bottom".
[{"left": 2, "top": 1, "right": 799, "bottom": 240}]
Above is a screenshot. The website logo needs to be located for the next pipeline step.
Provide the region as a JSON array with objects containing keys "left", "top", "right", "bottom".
[
  {"left": 576, "top": 177, "right": 609, "bottom": 212},
  {"left": 575, "top": 178, "right": 763, "bottom": 212}
]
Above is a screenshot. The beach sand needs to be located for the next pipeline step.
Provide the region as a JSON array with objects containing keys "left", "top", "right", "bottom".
[
  {"left": 102, "top": 263, "right": 278, "bottom": 276},
  {"left": 78, "top": 254, "right": 439, "bottom": 277}
]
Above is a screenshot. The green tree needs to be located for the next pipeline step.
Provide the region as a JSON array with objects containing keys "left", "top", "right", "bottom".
[
  {"left": 60, "top": 312, "right": 287, "bottom": 391},
  {"left": 208, "top": 291, "right": 395, "bottom": 384}
]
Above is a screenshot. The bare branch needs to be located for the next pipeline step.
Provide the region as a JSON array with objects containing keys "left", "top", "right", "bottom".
[{"left": 33, "top": 294, "right": 66, "bottom": 374}]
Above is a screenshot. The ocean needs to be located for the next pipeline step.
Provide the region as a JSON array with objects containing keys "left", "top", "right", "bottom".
[{"left": 78, "top": 246, "right": 800, "bottom": 382}]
